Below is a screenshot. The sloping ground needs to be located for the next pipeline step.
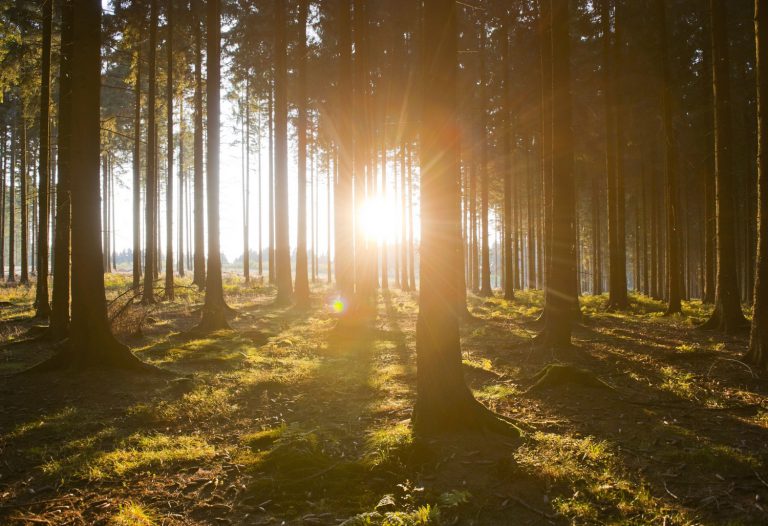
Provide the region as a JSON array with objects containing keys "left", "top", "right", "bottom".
[{"left": 0, "top": 276, "right": 766, "bottom": 525}]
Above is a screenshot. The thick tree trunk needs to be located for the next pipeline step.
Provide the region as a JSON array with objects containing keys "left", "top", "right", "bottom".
[
  {"left": 142, "top": 0, "right": 158, "bottom": 304},
  {"left": 334, "top": 0, "right": 354, "bottom": 302},
  {"left": 164, "top": 0, "right": 174, "bottom": 300},
  {"left": 540, "top": 0, "right": 578, "bottom": 346},
  {"left": 49, "top": 0, "right": 73, "bottom": 339},
  {"left": 746, "top": 0, "right": 768, "bottom": 369},
  {"left": 401, "top": 142, "right": 409, "bottom": 290},
  {"left": 268, "top": 87, "right": 276, "bottom": 285},
  {"left": 34, "top": 0, "right": 53, "bottom": 316},
  {"left": 414, "top": 0, "right": 519, "bottom": 437},
  {"left": 657, "top": 0, "right": 683, "bottom": 315},
  {"left": 35, "top": 0, "right": 147, "bottom": 370},
  {"left": 274, "top": 0, "right": 293, "bottom": 305},
  {"left": 294, "top": 0, "right": 310, "bottom": 306},
  {"left": 701, "top": 0, "right": 748, "bottom": 333},
  {"left": 192, "top": 0, "right": 206, "bottom": 289}
]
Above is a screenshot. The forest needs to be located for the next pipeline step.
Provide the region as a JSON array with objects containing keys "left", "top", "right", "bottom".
[{"left": 0, "top": 0, "right": 767, "bottom": 524}]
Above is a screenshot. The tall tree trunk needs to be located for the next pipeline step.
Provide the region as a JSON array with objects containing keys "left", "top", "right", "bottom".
[
  {"left": 294, "top": 0, "right": 310, "bottom": 306},
  {"left": 102, "top": 154, "right": 109, "bottom": 271},
  {"left": 746, "top": 0, "right": 768, "bottom": 369},
  {"left": 178, "top": 93, "right": 185, "bottom": 277},
  {"left": 143, "top": 0, "right": 158, "bottom": 303},
  {"left": 657, "top": 0, "right": 683, "bottom": 315},
  {"left": 603, "top": 0, "right": 628, "bottom": 309},
  {"left": 274, "top": 0, "right": 293, "bottom": 305},
  {"left": 192, "top": 0, "right": 205, "bottom": 289},
  {"left": 20, "top": 119, "right": 28, "bottom": 285},
  {"left": 335, "top": 0, "right": 354, "bottom": 303},
  {"left": 539, "top": 0, "right": 553, "bottom": 294},
  {"left": 196, "top": 0, "right": 230, "bottom": 331},
  {"left": 502, "top": 16, "right": 514, "bottom": 301},
  {"left": 133, "top": 44, "right": 142, "bottom": 289},
  {"left": 0, "top": 125, "right": 5, "bottom": 282},
  {"left": 401, "top": 142, "right": 409, "bottom": 290},
  {"left": 414, "top": 0, "right": 519, "bottom": 437},
  {"left": 268, "top": 86, "right": 276, "bottom": 284},
  {"left": 701, "top": 0, "right": 747, "bottom": 332},
  {"left": 50, "top": 0, "right": 73, "bottom": 338},
  {"left": 243, "top": 81, "right": 250, "bottom": 283},
  {"left": 35, "top": 0, "right": 146, "bottom": 370},
  {"left": 164, "top": 0, "right": 174, "bottom": 300},
  {"left": 592, "top": 172, "right": 602, "bottom": 294},
  {"left": 34, "top": 0, "right": 52, "bottom": 316},
  {"left": 327, "top": 151, "right": 332, "bottom": 283},
  {"left": 540, "top": 0, "right": 578, "bottom": 346},
  {"left": 478, "top": 14, "right": 492, "bottom": 297},
  {"left": 8, "top": 124, "right": 15, "bottom": 283},
  {"left": 408, "top": 145, "right": 416, "bottom": 291}
]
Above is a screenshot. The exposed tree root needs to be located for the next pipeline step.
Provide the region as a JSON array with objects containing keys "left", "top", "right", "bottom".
[
  {"left": 525, "top": 363, "right": 613, "bottom": 393},
  {"left": 18, "top": 341, "right": 171, "bottom": 376},
  {"left": 698, "top": 307, "right": 749, "bottom": 334},
  {"left": 413, "top": 396, "right": 523, "bottom": 439}
]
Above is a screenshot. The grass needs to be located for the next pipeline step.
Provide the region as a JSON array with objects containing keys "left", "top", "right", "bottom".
[{"left": 1, "top": 280, "right": 766, "bottom": 525}]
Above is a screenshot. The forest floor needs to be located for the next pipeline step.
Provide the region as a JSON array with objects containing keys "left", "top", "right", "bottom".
[{"left": 1, "top": 275, "right": 767, "bottom": 526}]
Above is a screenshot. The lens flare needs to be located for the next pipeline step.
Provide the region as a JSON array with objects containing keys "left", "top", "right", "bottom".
[{"left": 332, "top": 299, "right": 345, "bottom": 314}]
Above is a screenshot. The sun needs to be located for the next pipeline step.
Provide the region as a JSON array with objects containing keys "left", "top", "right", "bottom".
[{"left": 358, "top": 196, "right": 399, "bottom": 243}]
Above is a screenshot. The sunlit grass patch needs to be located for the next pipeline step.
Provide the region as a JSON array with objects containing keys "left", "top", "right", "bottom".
[
  {"left": 516, "top": 432, "right": 610, "bottom": 482},
  {"left": 473, "top": 383, "right": 519, "bottom": 402},
  {"left": 110, "top": 501, "right": 157, "bottom": 526},
  {"left": 86, "top": 433, "right": 215, "bottom": 479},
  {"left": 364, "top": 421, "right": 413, "bottom": 468},
  {"left": 461, "top": 354, "right": 493, "bottom": 372},
  {"left": 660, "top": 366, "right": 698, "bottom": 400},
  {"left": 7, "top": 406, "right": 79, "bottom": 440}
]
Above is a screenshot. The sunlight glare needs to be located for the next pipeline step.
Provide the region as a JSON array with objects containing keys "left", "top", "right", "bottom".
[{"left": 358, "top": 196, "right": 399, "bottom": 243}]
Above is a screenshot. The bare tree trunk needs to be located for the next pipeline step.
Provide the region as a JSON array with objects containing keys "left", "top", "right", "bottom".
[
  {"left": 274, "top": 0, "right": 293, "bottom": 305},
  {"left": 178, "top": 93, "right": 185, "bottom": 277},
  {"left": 34, "top": 0, "right": 53, "bottom": 315},
  {"left": 294, "top": 0, "right": 310, "bottom": 305},
  {"left": 192, "top": 0, "right": 206, "bottom": 289},
  {"left": 243, "top": 81, "right": 250, "bottom": 283},
  {"left": 8, "top": 124, "right": 15, "bottom": 283},
  {"left": 540, "top": 0, "right": 578, "bottom": 346},
  {"left": 196, "top": 0, "right": 230, "bottom": 332},
  {"left": 268, "top": 86, "right": 276, "bottom": 285},
  {"left": 746, "top": 0, "right": 768, "bottom": 369},
  {"left": 143, "top": 0, "right": 158, "bottom": 303},
  {"left": 657, "top": 0, "right": 683, "bottom": 315},
  {"left": 478, "top": 14, "right": 492, "bottom": 297},
  {"left": 164, "top": 0, "right": 174, "bottom": 300},
  {"left": 20, "top": 118, "right": 28, "bottom": 285},
  {"left": 133, "top": 44, "right": 142, "bottom": 289}
]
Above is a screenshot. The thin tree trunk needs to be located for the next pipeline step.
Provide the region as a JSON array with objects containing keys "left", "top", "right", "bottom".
[
  {"left": 657, "top": 0, "right": 683, "bottom": 315},
  {"left": 268, "top": 85, "right": 276, "bottom": 285},
  {"left": 502, "top": 16, "right": 514, "bottom": 300},
  {"left": 20, "top": 119, "right": 28, "bottom": 285},
  {"left": 8, "top": 124, "right": 15, "bottom": 283},
  {"left": 34, "top": 0, "right": 53, "bottom": 315},
  {"left": 143, "top": 0, "right": 158, "bottom": 303},
  {"left": 178, "top": 93, "right": 185, "bottom": 277},
  {"left": 478, "top": 14, "right": 492, "bottom": 297},
  {"left": 294, "top": 0, "right": 310, "bottom": 305},
  {"left": 274, "top": 0, "right": 293, "bottom": 305},
  {"left": 164, "top": 0, "right": 174, "bottom": 300},
  {"left": 192, "top": 0, "right": 205, "bottom": 289}
]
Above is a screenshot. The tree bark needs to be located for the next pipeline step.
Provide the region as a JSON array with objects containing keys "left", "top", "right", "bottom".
[
  {"left": 478, "top": 14, "right": 492, "bottom": 297},
  {"left": 414, "top": 0, "right": 519, "bottom": 437},
  {"left": 294, "top": 0, "right": 310, "bottom": 306},
  {"left": 274, "top": 0, "right": 293, "bottom": 305},
  {"left": 701, "top": 0, "right": 748, "bottom": 333},
  {"left": 746, "top": 0, "right": 768, "bottom": 369},
  {"left": 34, "top": 0, "right": 53, "bottom": 316},
  {"left": 192, "top": 0, "right": 206, "bottom": 289},
  {"left": 502, "top": 16, "right": 514, "bottom": 301},
  {"left": 164, "top": 0, "right": 174, "bottom": 300},
  {"left": 540, "top": 0, "right": 578, "bottom": 346},
  {"left": 133, "top": 44, "right": 142, "bottom": 289},
  {"left": 20, "top": 118, "right": 28, "bottom": 285},
  {"left": 142, "top": 0, "right": 158, "bottom": 304}
]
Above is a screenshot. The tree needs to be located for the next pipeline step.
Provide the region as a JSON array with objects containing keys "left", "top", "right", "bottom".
[
  {"left": 294, "top": 0, "right": 310, "bottom": 306},
  {"left": 539, "top": 0, "right": 578, "bottom": 346},
  {"left": 49, "top": 0, "right": 74, "bottom": 340},
  {"left": 603, "top": 0, "right": 629, "bottom": 310},
  {"left": 34, "top": 0, "right": 52, "bottom": 317},
  {"left": 192, "top": 0, "right": 206, "bottom": 289},
  {"left": 700, "top": 0, "right": 748, "bottom": 333},
  {"left": 746, "top": 0, "right": 768, "bottom": 369},
  {"left": 19, "top": 117, "right": 28, "bottom": 285},
  {"left": 413, "top": 0, "right": 519, "bottom": 437},
  {"left": 501, "top": 13, "right": 514, "bottom": 301},
  {"left": 657, "top": 0, "right": 683, "bottom": 316},
  {"left": 274, "top": 0, "right": 293, "bottom": 305},
  {"left": 133, "top": 42, "right": 142, "bottom": 290},
  {"left": 164, "top": 0, "right": 175, "bottom": 301},
  {"left": 37, "top": 0, "right": 148, "bottom": 370},
  {"left": 195, "top": 0, "right": 230, "bottom": 332},
  {"left": 478, "top": 12, "right": 492, "bottom": 297},
  {"left": 142, "top": 0, "right": 158, "bottom": 304}
]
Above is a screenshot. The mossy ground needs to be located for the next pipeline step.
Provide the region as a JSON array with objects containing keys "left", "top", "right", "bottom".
[{"left": 1, "top": 275, "right": 767, "bottom": 525}]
